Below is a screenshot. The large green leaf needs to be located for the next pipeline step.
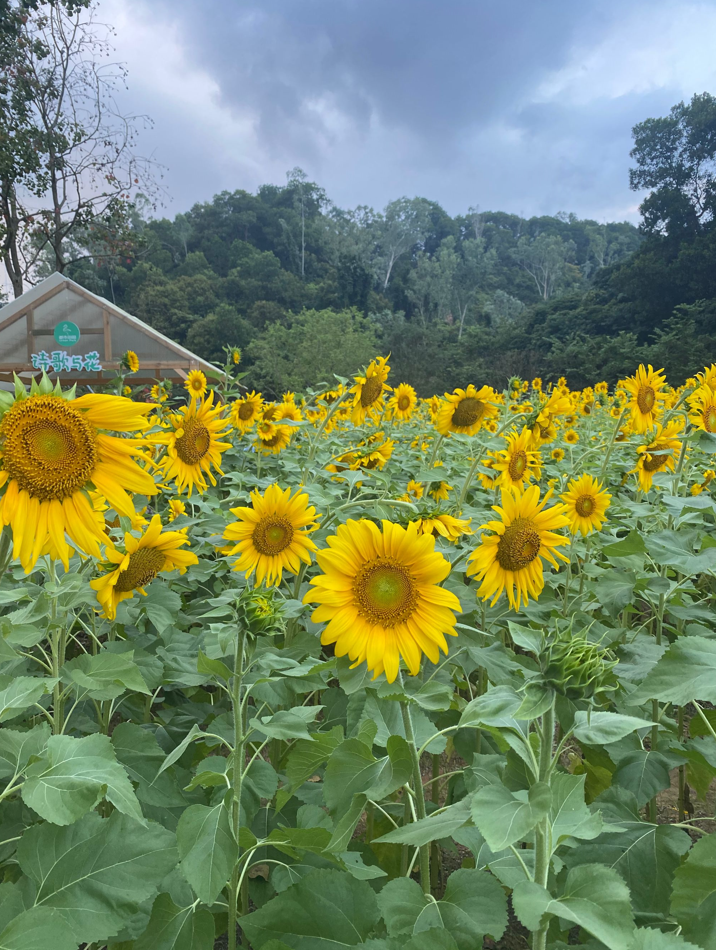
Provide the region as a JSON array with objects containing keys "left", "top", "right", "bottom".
[
  {"left": 282, "top": 726, "right": 343, "bottom": 799},
  {"left": 512, "top": 864, "right": 635, "bottom": 950},
  {"left": 17, "top": 811, "right": 178, "bottom": 944},
  {"left": 176, "top": 803, "right": 237, "bottom": 905},
  {"left": 630, "top": 928, "right": 703, "bottom": 950},
  {"left": 0, "top": 724, "right": 49, "bottom": 780},
  {"left": 626, "top": 636, "right": 716, "bottom": 706},
  {"left": 0, "top": 676, "right": 55, "bottom": 723},
  {"left": 112, "top": 722, "right": 190, "bottom": 809},
  {"left": 323, "top": 738, "right": 383, "bottom": 811},
  {"left": 549, "top": 773, "right": 602, "bottom": 847},
  {"left": 0, "top": 907, "right": 77, "bottom": 950},
  {"left": 21, "top": 732, "right": 143, "bottom": 824},
  {"left": 239, "top": 869, "right": 380, "bottom": 949},
  {"left": 61, "top": 650, "right": 149, "bottom": 700},
  {"left": 671, "top": 830, "right": 716, "bottom": 949},
  {"left": 646, "top": 530, "right": 716, "bottom": 574},
  {"left": 572, "top": 712, "right": 654, "bottom": 745},
  {"left": 250, "top": 707, "right": 323, "bottom": 741},
  {"left": 612, "top": 751, "right": 675, "bottom": 807},
  {"left": 134, "top": 894, "right": 215, "bottom": 950},
  {"left": 471, "top": 781, "right": 551, "bottom": 851},
  {"left": 373, "top": 799, "right": 471, "bottom": 847},
  {"left": 378, "top": 870, "right": 507, "bottom": 950},
  {"left": 458, "top": 686, "right": 522, "bottom": 728}
]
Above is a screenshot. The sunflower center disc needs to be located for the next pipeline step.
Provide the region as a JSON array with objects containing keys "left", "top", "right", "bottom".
[
  {"left": 398, "top": 396, "right": 410, "bottom": 411},
  {"left": 496, "top": 518, "right": 541, "bottom": 571},
  {"left": 575, "top": 495, "right": 595, "bottom": 517},
  {"left": 252, "top": 515, "right": 294, "bottom": 556},
  {"left": 115, "top": 547, "right": 166, "bottom": 592},
  {"left": 353, "top": 557, "right": 417, "bottom": 627},
  {"left": 452, "top": 397, "right": 484, "bottom": 428},
  {"left": 238, "top": 402, "right": 254, "bottom": 421},
  {"left": 175, "top": 419, "right": 211, "bottom": 465},
  {"left": 637, "top": 386, "right": 656, "bottom": 413},
  {"left": 360, "top": 376, "right": 383, "bottom": 408},
  {"left": 643, "top": 450, "right": 669, "bottom": 473},
  {"left": 0, "top": 395, "right": 97, "bottom": 501},
  {"left": 705, "top": 408, "right": 716, "bottom": 432},
  {"left": 508, "top": 450, "right": 528, "bottom": 480}
]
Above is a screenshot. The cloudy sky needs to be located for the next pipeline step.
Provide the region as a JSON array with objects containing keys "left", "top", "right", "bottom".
[{"left": 101, "top": 0, "right": 716, "bottom": 224}]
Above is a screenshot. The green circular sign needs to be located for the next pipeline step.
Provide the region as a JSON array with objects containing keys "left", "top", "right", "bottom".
[{"left": 54, "top": 321, "right": 81, "bottom": 346}]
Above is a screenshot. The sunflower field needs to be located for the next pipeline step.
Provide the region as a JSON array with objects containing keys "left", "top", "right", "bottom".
[{"left": 1, "top": 352, "right": 716, "bottom": 950}]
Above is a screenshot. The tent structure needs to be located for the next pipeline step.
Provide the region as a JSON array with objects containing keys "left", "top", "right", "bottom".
[{"left": 0, "top": 272, "right": 221, "bottom": 387}]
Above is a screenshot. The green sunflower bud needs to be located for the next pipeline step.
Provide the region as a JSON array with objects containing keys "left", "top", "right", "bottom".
[
  {"left": 237, "top": 585, "right": 285, "bottom": 636},
  {"left": 539, "top": 628, "right": 618, "bottom": 705}
]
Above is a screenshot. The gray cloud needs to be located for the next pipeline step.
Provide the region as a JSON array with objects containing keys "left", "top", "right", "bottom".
[{"left": 103, "top": 0, "right": 716, "bottom": 221}]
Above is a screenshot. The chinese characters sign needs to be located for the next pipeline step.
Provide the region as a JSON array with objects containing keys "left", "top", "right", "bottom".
[{"left": 31, "top": 350, "right": 103, "bottom": 372}]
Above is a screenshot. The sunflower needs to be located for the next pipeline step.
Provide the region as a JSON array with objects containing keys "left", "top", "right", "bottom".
[
  {"left": 560, "top": 474, "right": 611, "bottom": 536},
  {"left": 276, "top": 401, "right": 302, "bottom": 423},
  {"left": 254, "top": 425, "right": 292, "bottom": 455},
  {"left": 122, "top": 350, "right": 140, "bottom": 374},
  {"left": 436, "top": 385, "right": 499, "bottom": 437},
  {"left": 688, "top": 384, "right": 716, "bottom": 433},
  {"left": 532, "top": 377, "right": 543, "bottom": 391},
  {"left": 697, "top": 364, "right": 716, "bottom": 391},
  {"left": 91, "top": 514, "right": 198, "bottom": 620},
  {"left": 230, "top": 391, "right": 264, "bottom": 433},
  {"left": 185, "top": 370, "right": 208, "bottom": 401},
  {"left": 564, "top": 429, "right": 579, "bottom": 444},
  {"left": 223, "top": 484, "right": 318, "bottom": 585},
  {"left": 489, "top": 427, "right": 542, "bottom": 492},
  {"left": 388, "top": 383, "right": 418, "bottom": 422},
  {"left": 0, "top": 386, "right": 157, "bottom": 573},
  {"left": 350, "top": 356, "right": 391, "bottom": 425},
  {"left": 466, "top": 486, "right": 570, "bottom": 610},
  {"left": 429, "top": 480, "right": 453, "bottom": 502},
  {"left": 551, "top": 448, "right": 565, "bottom": 462},
  {"left": 531, "top": 416, "right": 558, "bottom": 447},
  {"left": 536, "top": 390, "right": 572, "bottom": 427},
  {"left": 351, "top": 434, "right": 394, "bottom": 471},
  {"left": 399, "top": 479, "right": 424, "bottom": 503},
  {"left": 167, "top": 499, "right": 187, "bottom": 522},
  {"left": 159, "top": 392, "right": 232, "bottom": 495},
  {"left": 620, "top": 364, "right": 667, "bottom": 433},
  {"left": 150, "top": 383, "right": 169, "bottom": 404},
  {"left": 304, "top": 519, "right": 461, "bottom": 682},
  {"left": 416, "top": 513, "right": 473, "bottom": 542},
  {"left": 632, "top": 419, "right": 683, "bottom": 492},
  {"left": 231, "top": 347, "right": 242, "bottom": 366}
]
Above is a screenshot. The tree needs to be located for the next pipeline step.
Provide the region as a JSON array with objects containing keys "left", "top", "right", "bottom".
[
  {"left": 630, "top": 92, "right": 716, "bottom": 237},
  {"left": 185, "top": 303, "right": 255, "bottom": 366},
  {"left": 511, "top": 233, "right": 577, "bottom": 300},
  {"left": 0, "top": 2, "right": 158, "bottom": 295},
  {"left": 375, "top": 197, "right": 431, "bottom": 290},
  {"left": 453, "top": 237, "right": 496, "bottom": 339},
  {"left": 246, "top": 308, "right": 378, "bottom": 396}
]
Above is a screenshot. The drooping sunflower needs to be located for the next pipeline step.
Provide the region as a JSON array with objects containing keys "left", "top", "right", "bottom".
[
  {"left": 167, "top": 499, "right": 187, "bottom": 522},
  {"left": 185, "top": 370, "right": 208, "bottom": 401},
  {"left": 159, "top": 392, "right": 232, "bottom": 495},
  {"left": 0, "top": 385, "right": 157, "bottom": 573},
  {"left": 122, "top": 350, "right": 140, "bottom": 374},
  {"left": 632, "top": 419, "right": 684, "bottom": 492},
  {"left": 560, "top": 474, "right": 611, "bottom": 536},
  {"left": 536, "top": 390, "right": 572, "bottom": 427},
  {"left": 350, "top": 356, "right": 391, "bottom": 425},
  {"left": 398, "top": 479, "right": 424, "bottom": 503},
  {"left": 254, "top": 425, "right": 292, "bottom": 455},
  {"left": 230, "top": 391, "right": 264, "bottom": 433},
  {"left": 620, "top": 364, "right": 667, "bottom": 433},
  {"left": 388, "top": 383, "right": 418, "bottom": 422},
  {"left": 429, "top": 480, "right": 453, "bottom": 502},
  {"left": 489, "top": 427, "right": 542, "bottom": 492},
  {"left": 688, "top": 384, "right": 716, "bottom": 433},
  {"left": 466, "top": 486, "right": 570, "bottom": 610},
  {"left": 351, "top": 433, "right": 394, "bottom": 471},
  {"left": 416, "top": 513, "right": 473, "bottom": 542},
  {"left": 223, "top": 484, "right": 318, "bottom": 585},
  {"left": 436, "top": 385, "right": 499, "bottom": 437},
  {"left": 91, "top": 514, "right": 198, "bottom": 620},
  {"left": 304, "top": 519, "right": 461, "bottom": 682}
]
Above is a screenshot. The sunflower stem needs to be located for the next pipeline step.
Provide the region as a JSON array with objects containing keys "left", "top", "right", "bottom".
[
  {"left": 599, "top": 407, "right": 627, "bottom": 478},
  {"left": 228, "top": 625, "right": 248, "bottom": 950},
  {"left": 0, "top": 526, "right": 12, "bottom": 577},
  {"left": 399, "top": 695, "right": 431, "bottom": 894},
  {"left": 532, "top": 699, "right": 555, "bottom": 950},
  {"left": 457, "top": 451, "right": 482, "bottom": 507}
]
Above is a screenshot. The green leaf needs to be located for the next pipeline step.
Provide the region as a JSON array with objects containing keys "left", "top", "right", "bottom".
[
  {"left": 267, "top": 826, "right": 333, "bottom": 857},
  {"left": 612, "top": 751, "right": 674, "bottom": 807},
  {"left": 326, "top": 793, "right": 367, "bottom": 852},
  {"left": 0, "top": 907, "right": 77, "bottom": 950},
  {"left": 196, "top": 649, "right": 232, "bottom": 682},
  {"left": 134, "top": 894, "right": 215, "bottom": 950},
  {"left": 549, "top": 773, "right": 602, "bottom": 846},
  {"left": 250, "top": 706, "right": 323, "bottom": 741},
  {"left": 573, "top": 712, "right": 654, "bottom": 744},
  {"left": 0, "top": 676, "right": 55, "bottom": 723},
  {"left": 671, "top": 830, "right": 716, "bottom": 948},
  {"left": 471, "top": 781, "right": 552, "bottom": 851},
  {"left": 404, "top": 931, "right": 459, "bottom": 950},
  {"left": 176, "top": 803, "right": 237, "bottom": 905},
  {"left": 22, "top": 732, "right": 143, "bottom": 824},
  {"left": 630, "top": 928, "right": 703, "bottom": 950},
  {"left": 112, "top": 722, "right": 189, "bottom": 808},
  {"left": 62, "top": 650, "right": 150, "bottom": 699},
  {"left": 373, "top": 799, "right": 471, "bottom": 847},
  {"left": 283, "top": 727, "right": 343, "bottom": 799},
  {"left": 157, "top": 724, "right": 203, "bottom": 776},
  {"left": 513, "top": 864, "right": 635, "bottom": 950},
  {"left": 626, "top": 636, "right": 716, "bottom": 705},
  {"left": 593, "top": 571, "right": 637, "bottom": 614},
  {"left": 17, "top": 811, "right": 178, "bottom": 944},
  {"left": 338, "top": 851, "right": 387, "bottom": 881},
  {"left": 369, "top": 736, "right": 413, "bottom": 801},
  {"left": 0, "top": 724, "right": 49, "bottom": 780},
  {"left": 378, "top": 870, "right": 507, "bottom": 950},
  {"left": 403, "top": 678, "right": 454, "bottom": 711},
  {"left": 458, "top": 686, "right": 522, "bottom": 728},
  {"left": 239, "top": 868, "right": 380, "bottom": 949},
  {"left": 323, "top": 738, "right": 382, "bottom": 811},
  {"left": 646, "top": 530, "right": 716, "bottom": 574}
]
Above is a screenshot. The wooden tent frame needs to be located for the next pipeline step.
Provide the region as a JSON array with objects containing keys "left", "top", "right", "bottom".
[{"left": 0, "top": 272, "right": 222, "bottom": 387}]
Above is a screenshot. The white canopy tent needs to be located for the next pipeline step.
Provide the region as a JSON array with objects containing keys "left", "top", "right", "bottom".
[{"left": 0, "top": 273, "right": 221, "bottom": 387}]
